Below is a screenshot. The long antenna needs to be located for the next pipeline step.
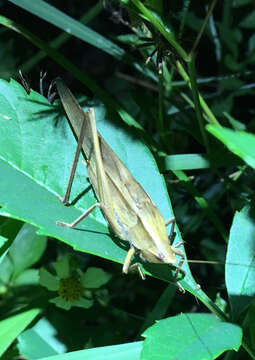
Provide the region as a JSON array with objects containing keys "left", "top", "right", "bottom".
[{"left": 186, "top": 259, "right": 254, "bottom": 268}]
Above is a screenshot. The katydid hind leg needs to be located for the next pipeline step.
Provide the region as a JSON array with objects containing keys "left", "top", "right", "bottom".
[
  {"left": 165, "top": 217, "right": 176, "bottom": 244},
  {"left": 57, "top": 202, "right": 101, "bottom": 228},
  {"left": 129, "top": 263, "right": 146, "bottom": 280},
  {"left": 39, "top": 70, "right": 47, "bottom": 96},
  {"left": 171, "top": 246, "right": 186, "bottom": 282}
]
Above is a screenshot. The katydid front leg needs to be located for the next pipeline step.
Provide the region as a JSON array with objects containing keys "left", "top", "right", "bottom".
[
  {"left": 122, "top": 247, "right": 146, "bottom": 280},
  {"left": 165, "top": 216, "right": 186, "bottom": 292}
]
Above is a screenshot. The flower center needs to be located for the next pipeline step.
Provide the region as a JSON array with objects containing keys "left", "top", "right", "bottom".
[{"left": 58, "top": 278, "right": 83, "bottom": 302}]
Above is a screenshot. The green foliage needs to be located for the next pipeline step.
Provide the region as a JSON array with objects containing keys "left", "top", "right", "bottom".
[
  {"left": 0, "top": 309, "right": 41, "bottom": 357},
  {"left": 226, "top": 205, "right": 255, "bottom": 319},
  {"left": 0, "top": 1, "right": 255, "bottom": 359},
  {"left": 141, "top": 314, "right": 242, "bottom": 360},
  {"left": 207, "top": 125, "right": 255, "bottom": 169}
]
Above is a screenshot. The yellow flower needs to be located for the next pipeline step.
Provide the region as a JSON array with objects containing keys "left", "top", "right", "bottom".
[{"left": 39, "top": 255, "right": 111, "bottom": 310}]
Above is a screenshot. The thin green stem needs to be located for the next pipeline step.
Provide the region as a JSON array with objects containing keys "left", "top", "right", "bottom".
[
  {"left": 190, "top": 0, "right": 218, "bottom": 55},
  {"left": 187, "top": 53, "right": 210, "bottom": 153},
  {"left": 158, "top": 62, "right": 164, "bottom": 143},
  {"left": 176, "top": 60, "right": 220, "bottom": 126}
]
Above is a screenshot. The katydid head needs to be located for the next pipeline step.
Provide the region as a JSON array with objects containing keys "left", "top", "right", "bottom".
[{"left": 139, "top": 244, "right": 177, "bottom": 265}]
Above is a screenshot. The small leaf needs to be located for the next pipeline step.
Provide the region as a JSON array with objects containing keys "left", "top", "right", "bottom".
[
  {"left": 0, "top": 234, "right": 8, "bottom": 264},
  {"left": 239, "top": 10, "right": 255, "bottom": 28},
  {"left": 233, "top": 0, "right": 253, "bottom": 7},
  {"left": 18, "top": 318, "right": 64, "bottom": 358},
  {"left": 53, "top": 256, "right": 70, "bottom": 279},
  {"left": 248, "top": 299, "right": 255, "bottom": 351},
  {"left": 50, "top": 296, "right": 71, "bottom": 310},
  {"left": 207, "top": 125, "right": 255, "bottom": 169},
  {"left": 39, "top": 268, "right": 59, "bottom": 291},
  {"left": 9, "top": 223, "right": 47, "bottom": 278},
  {"left": 73, "top": 297, "right": 94, "bottom": 309},
  {"left": 81, "top": 267, "right": 112, "bottom": 289},
  {"left": 0, "top": 255, "right": 13, "bottom": 284},
  {"left": 15, "top": 268, "right": 39, "bottom": 286},
  {"left": 0, "top": 308, "right": 41, "bottom": 357}
]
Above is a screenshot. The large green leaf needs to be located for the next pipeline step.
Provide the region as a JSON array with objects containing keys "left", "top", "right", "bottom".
[
  {"left": 226, "top": 204, "right": 255, "bottom": 318},
  {"left": 141, "top": 313, "right": 242, "bottom": 360},
  {"left": 0, "top": 78, "right": 212, "bottom": 303}
]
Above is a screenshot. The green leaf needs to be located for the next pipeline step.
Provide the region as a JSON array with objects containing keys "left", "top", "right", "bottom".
[
  {"left": 141, "top": 313, "right": 242, "bottom": 360},
  {"left": 0, "top": 308, "right": 41, "bottom": 357},
  {"left": 53, "top": 256, "right": 70, "bottom": 279},
  {"left": 162, "top": 153, "right": 211, "bottom": 170},
  {"left": 39, "top": 341, "right": 142, "bottom": 360},
  {"left": 239, "top": 10, "right": 255, "bottom": 28},
  {"left": 9, "top": 0, "right": 125, "bottom": 60},
  {"left": 0, "top": 253, "right": 13, "bottom": 284},
  {"left": 0, "top": 234, "right": 8, "bottom": 264},
  {"left": 233, "top": 0, "right": 253, "bottom": 7},
  {"left": 0, "top": 234, "right": 7, "bottom": 246},
  {"left": 50, "top": 297, "right": 73, "bottom": 310},
  {"left": 81, "top": 267, "right": 111, "bottom": 289},
  {"left": 15, "top": 268, "right": 39, "bottom": 286},
  {"left": 226, "top": 204, "right": 255, "bottom": 318},
  {"left": 18, "top": 317, "right": 65, "bottom": 358},
  {"left": 223, "top": 112, "right": 246, "bottom": 131},
  {"left": 39, "top": 268, "right": 59, "bottom": 291},
  {"left": 206, "top": 125, "right": 255, "bottom": 169},
  {"left": 161, "top": 152, "right": 241, "bottom": 171},
  {"left": 71, "top": 297, "right": 94, "bottom": 309},
  {"left": 248, "top": 300, "right": 255, "bottom": 351},
  {"left": 9, "top": 223, "right": 47, "bottom": 278}
]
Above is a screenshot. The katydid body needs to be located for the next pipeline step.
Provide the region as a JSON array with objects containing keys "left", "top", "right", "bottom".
[{"left": 56, "top": 79, "right": 185, "bottom": 283}]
